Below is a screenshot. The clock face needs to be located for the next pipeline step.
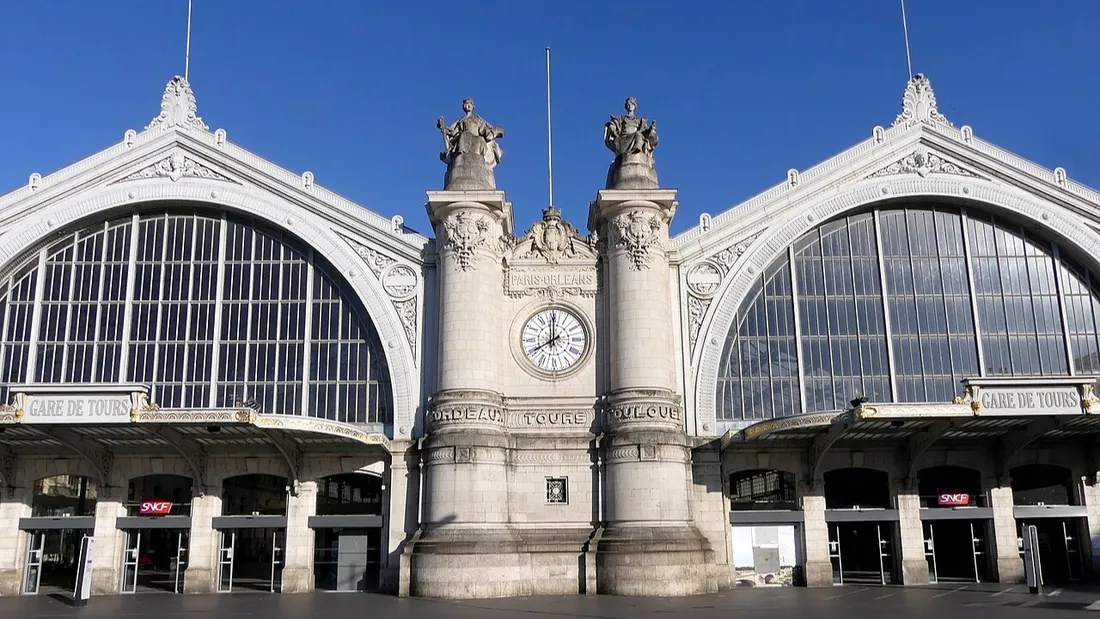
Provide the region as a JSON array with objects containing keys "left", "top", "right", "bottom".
[{"left": 521, "top": 308, "right": 587, "bottom": 373}]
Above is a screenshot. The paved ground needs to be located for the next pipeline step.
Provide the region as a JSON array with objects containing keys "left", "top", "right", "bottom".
[{"left": 3, "top": 583, "right": 1100, "bottom": 618}]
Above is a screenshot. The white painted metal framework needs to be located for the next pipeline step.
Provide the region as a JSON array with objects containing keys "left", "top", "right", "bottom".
[{"left": 0, "top": 210, "right": 392, "bottom": 426}]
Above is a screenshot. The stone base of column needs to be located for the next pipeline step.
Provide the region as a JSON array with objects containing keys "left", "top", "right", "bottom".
[
  {"left": 409, "top": 526, "right": 589, "bottom": 599},
  {"left": 183, "top": 567, "right": 216, "bottom": 594},
  {"left": 0, "top": 568, "right": 22, "bottom": 596},
  {"left": 803, "top": 561, "right": 834, "bottom": 587},
  {"left": 91, "top": 566, "right": 119, "bottom": 595},
  {"left": 996, "top": 556, "right": 1025, "bottom": 584},
  {"left": 900, "top": 558, "right": 930, "bottom": 585},
  {"left": 595, "top": 524, "right": 716, "bottom": 596},
  {"left": 280, "top": 566, "right": 312, "bottom": 594}
]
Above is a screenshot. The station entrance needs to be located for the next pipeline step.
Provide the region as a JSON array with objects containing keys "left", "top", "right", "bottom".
[
  {"left": 312, "top": 473, "right": 385, "bottom": 592},
  {"left": 21, "top": 474, "right": 97, "bottom": 595},
  {"left": 824, "top": 468, "right": 898, "bottom": 585},
  {"left": 1012, "top": 464, "right": 1087, "bottom": 585},
  {"left": 214, "top": 473, "right": 289, "bottom": 593},
  {"left": 118, "top": 474, "right": 193, "bottom": 594},
  {"left": 918, "top": 466, "right": 991, "bottom": 583}
]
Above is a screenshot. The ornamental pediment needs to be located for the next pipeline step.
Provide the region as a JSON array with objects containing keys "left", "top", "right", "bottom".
[{"left": 504, "top": 206, "right": 599, "bottom": 266}]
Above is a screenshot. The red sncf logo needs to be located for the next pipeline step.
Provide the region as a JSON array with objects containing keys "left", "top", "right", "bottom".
[{"left": 139, "top": 500, "right": 172, "bottom": 515}]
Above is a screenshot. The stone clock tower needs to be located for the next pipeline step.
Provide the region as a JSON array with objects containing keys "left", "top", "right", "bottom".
[{"left": 408, "top": 97, "right": 712, "bottom": 598}]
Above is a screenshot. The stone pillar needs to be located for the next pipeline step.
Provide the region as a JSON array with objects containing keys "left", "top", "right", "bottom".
[
  {"left": 410, "top": 190, "right": 517, "bottom": 598},
  {"left": 1082, "top": 479, "right": 1100, "bottom": 580},
  {"left": 281, "top": 481, "right": 316, "bottom": 593},
  {"left": 590, "top": 189, "right": 714, "bottom": 596},
  {"left": 691, "top": 443, "right": 732, "bottom": 590},
  {"left": 894, "top": 486, "right": 929, "bottom": 585},
  {"left": 383, "top": 444, "right": 415, "bottom": 594},
  {"left": 800, "top": 488, "right": 833, "bottom": 587},
  {"left": 0, "top": 486, "right": 31, "bottom": 596},
  {"left": 90, "top": 491, "right": 125, "bottom": 595},
  {"left": 183, "top": 490, "right": 221, "bottom": 594},
  {"left": 988, "top": 482, "right": 1024, "bottom": 583}
]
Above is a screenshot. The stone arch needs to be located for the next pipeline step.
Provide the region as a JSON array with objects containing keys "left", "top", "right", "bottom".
[
  {"left": 303, "top": 455, "right": 387, "bottom": 482},
  {"left": 209, "top": 455, "right": 290, "bottom": 488},
  {"left": 916, "top": 464, "right": 983, "bottom": 505},
  {"left": 116, "top": 458, "right": 195, "bottom": 488},
  {"left": 19, "top": 456, "right": 100, "bottom": 487},
  {"left": 694, "top": 175, "right": 1100, "bottom": 432},
  {"left": 0, "top": 182, "right": 417, "bottom": 436},
  {"left": 727, "top": 467, "right": 799, "bottom": 510}
]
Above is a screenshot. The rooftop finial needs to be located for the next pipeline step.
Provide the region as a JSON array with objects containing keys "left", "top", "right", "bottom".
[
  {"left": 892, "top": 73, "right": 952, "bottom": 129},
  {"left": 145, "top": 76, "right": 209, "bottom": 133}
]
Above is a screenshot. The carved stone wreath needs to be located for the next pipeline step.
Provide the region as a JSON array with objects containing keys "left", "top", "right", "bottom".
[
  {"left": 611, "top": 210, "right": 663, "bottom": 270},
  {"left": 122, "top": 152, "right": 231, "bottom": 183},
  {"left": 443, "top": 211, "right": 492, "bottom": 271},
  {"left": 868, "top": 149, "right": 978, "bottom": 179}
]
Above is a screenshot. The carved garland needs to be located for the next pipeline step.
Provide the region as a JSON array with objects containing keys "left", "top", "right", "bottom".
[
  {"left": 867, "top": 149, "right": 979, "bottom": 179},
  {"left": 342, "top": 236, "right": 419, "bottom": 360},
  {"left": 121, "top": 153, "right": 232, "bottom": 183},
  {"left": 611, "top": 210, "right": 663, "bottom": 270},
  {"left": 443, "top": 211, "right": 492, "bottom": 271}
]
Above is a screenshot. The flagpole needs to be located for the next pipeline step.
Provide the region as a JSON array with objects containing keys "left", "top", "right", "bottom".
[
  {"left": 900, "top": 0, "right": 913, "bottom": 78},
  {"left": 184, "top": 0, "right": 193, "bottom": 80},
  {"left": 545, "top": 47, "right": 554, "bottom": 209}
]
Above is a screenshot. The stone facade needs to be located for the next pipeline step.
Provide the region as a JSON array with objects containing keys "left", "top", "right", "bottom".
[{"left": 0, "top": 73, "right": 1099, "bottom": 598}]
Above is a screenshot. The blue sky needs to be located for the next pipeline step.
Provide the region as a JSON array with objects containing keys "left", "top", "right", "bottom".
[{"left": 1, "top": 1, "right": 1096, "bottom": 236}]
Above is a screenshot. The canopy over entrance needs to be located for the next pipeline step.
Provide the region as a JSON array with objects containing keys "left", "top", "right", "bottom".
[
  {"left": 0, "top": 384, "right": 390, "bottom": 495},
  {"left": 721, "top": 376, "right": 1100, "bottom": 484}
]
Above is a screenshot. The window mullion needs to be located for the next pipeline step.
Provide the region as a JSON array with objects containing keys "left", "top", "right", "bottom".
[
  {"left": 959, "top": 209, "right": 986, "bottom": 377},
  {"left": 242, "top": 228, "right": 258, "bottom": 402},
  {"left": 301, "top": 253, "right": 315, "bottom": 416},
  {"left": 150, "top": 218, "right": 171, "bottom": 403},
  {"left": 208, "top": 215, "right": 228, "bottom": 408},
  {"left": 119, "top": 214, "right": 141, "bottom": 381},
  {"left": 24, "top": 248, "right": 49, "bottom": 383},
  {"left": 789, "top": 247, "right": 807, "bottom": 415},
  {"left": 273, "top": 242, "right": 285, "bottom": 414},
  {"left": 59, "top": 234, "right": 81, "bottom": 381},
  {"left": 873, "top": 211, "right": 898, "bottom": 402},
  {"left": 90, "top": 222, "right": 110, "bottom": 382},
  {"left": 0, "top": 275, "right": 13, "bottom": 387},
  {"left": 1052, "top": 244, "right": 1074, "bottom": 375},
  {"left": 181, "top": 216, "right": 199, "bottom": 403}
]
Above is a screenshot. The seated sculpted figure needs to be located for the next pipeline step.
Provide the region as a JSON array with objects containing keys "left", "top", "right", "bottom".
[
  {"left": 437, "top": 98, "right": 504, "bottom": 170},
  {"left": 603, "top": 97, "right": 659, "bottom": 188}
]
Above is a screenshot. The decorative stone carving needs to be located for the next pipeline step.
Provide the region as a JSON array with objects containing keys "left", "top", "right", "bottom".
[
  {"left": 711, "top": 231, "right": 763, "bottom": 273},
  {"left": 437, "top": 98, "right": 504, "bottom": 190},
  {"left": 867, "top": 149, "right": 977, "bottom": 179},
  {"left": 442, "top": 211, "right": 492, "bottom": 271},
  {"left": 343, "top": 236, "right": 396, "bottom": 277},
  {"left": 523, "top": 207, "right": 579, "bottom": 264},
  {"left": 604, "top": 97, "right": 660, "bottom": 189},
  {"left": 122, "top": 152, "right": 231, "bottom": 183},
  {"left": 685, "top": 262, "right": 722, "bottom": 297},
  {"left": 687, "top": 296, "right": 710, "bottom": 351},
  {"left": 611, "top": 210, "right": 663, "bottom": 270},
  {"left": 393, "top": 298, "right": 417, "bottom": 353},
  {"left": 891, "top": 73, "right": 952, "bottom": 128},
  {"left": 146, "top": 76, "right": 209, "bottom": 133}
]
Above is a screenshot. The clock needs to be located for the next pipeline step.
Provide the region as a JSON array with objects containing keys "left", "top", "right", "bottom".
[{"left": 520, "top": 308, "right": 588, "bottom": 373}]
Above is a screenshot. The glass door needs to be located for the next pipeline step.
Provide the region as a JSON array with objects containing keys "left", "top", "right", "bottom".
[
  {"left": 120, "top": 530, "right": 141, "bottom": 594},
  {"left": 828, "top": 523, "right": 843, "bottom": 585},
  {"left": 22, "top": 531, "right": 44, "bottom": 595},
  {"left": 216, "top": 531, "right": 235, "bottom": 593},
  {"left": 969, "top": 522, "right": 986, "bottom": 583},
  {"left": 923, "top": 521, "right": 938, "bottom": 584},
  {"left": 270, "top": 529, "right": 284, "bottom": 593},
  {"left": 174, "top": 531, "right": 189, "bottom": 594},
  {"left": 1063, "top": 520, "right": 1083, "bottom": 582},
  {"left": 876, "top": 523, "right": 894, "bottom": 585}
]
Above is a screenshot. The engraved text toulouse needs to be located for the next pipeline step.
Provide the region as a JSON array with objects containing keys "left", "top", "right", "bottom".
[{"left": 609, "top": 405, "right": 682, "bottom": 422}]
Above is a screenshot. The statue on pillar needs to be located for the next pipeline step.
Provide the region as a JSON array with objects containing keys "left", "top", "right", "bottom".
[
  {"left": 437, "top": 98, "right": 505, "bottom": 190},
  {"left": 603, "top": 97, "right": 660, "bottom": 189}
]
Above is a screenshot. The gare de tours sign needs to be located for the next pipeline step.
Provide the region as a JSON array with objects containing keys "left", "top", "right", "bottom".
[
  {"left": 0, "top": 385, "right": 142, "bottom": 424},
  {"left": 955, "top": 376, "right": 1099, "bottom": 417}
]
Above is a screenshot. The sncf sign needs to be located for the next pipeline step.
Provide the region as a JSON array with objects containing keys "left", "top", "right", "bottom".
[
  {"left": 937, "top": 492, "right": 970, "bottom": 506},
  {"left": 139, "top": 499, "right": 173, "bottom": 516}
]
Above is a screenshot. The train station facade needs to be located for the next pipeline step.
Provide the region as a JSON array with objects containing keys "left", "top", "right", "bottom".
[{"left": 0, "top": 73, "right": 1099, "bottom": 598}]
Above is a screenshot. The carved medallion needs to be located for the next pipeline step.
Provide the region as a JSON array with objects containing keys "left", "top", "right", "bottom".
[
  {"left": 611, "top": 210, "right": 663, "bottom": 270},
  {"left": 686, "top": 262, "right": 723, "bottom": 297},
  {"left": 867, "top": 149, "right": 978, "bottom": 179},
  {"left": 381, "top": 264, "right": 418, "bottom": 299},
  {"left": 442, "top": 212, "right": 492, "bottom": 271}
]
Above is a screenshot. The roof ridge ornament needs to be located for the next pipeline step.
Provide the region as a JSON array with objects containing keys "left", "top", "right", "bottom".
[
  {"left": 891, "top": 73, "right": 952, "bottom": 129},
  {"left": 145, "top": 76, "right": 209, "bottom": 133}
]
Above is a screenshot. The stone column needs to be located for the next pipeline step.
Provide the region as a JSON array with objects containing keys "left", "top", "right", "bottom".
[
  {"left": 183, "top": 490, "right": 221, "bottom": 594},
  {"left": 894, "top": 485, "right": 929, "bottom": 585},
  {"left": 800, "top": 487, "right": 833, "bottom": 587},
  {"left": 691, "top": 443, "right": 732, "bottom": 590},
  {"left": 590, "top": 189, "right": 714, "bottom": 596},
  {"left": 0, "top": 486, "right": 31, "bottom": 596},
  {"left": 987, "top": 482, "right": 1024, "bottom": 583},
  {"left": 1082, "top": 479, "right": 1100, "bottom": 580},
  {"left": 410, "top": 190, "right": 517, "bottom": 598},
  {"left": 90, "top": 491, "right": 125, "bottom": 595},
  {"left": 281, "top": 481, "right": 316, "bottom": 593},
  {"left": 383, "top": 444, "right": 416, "bottom": 594}
]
